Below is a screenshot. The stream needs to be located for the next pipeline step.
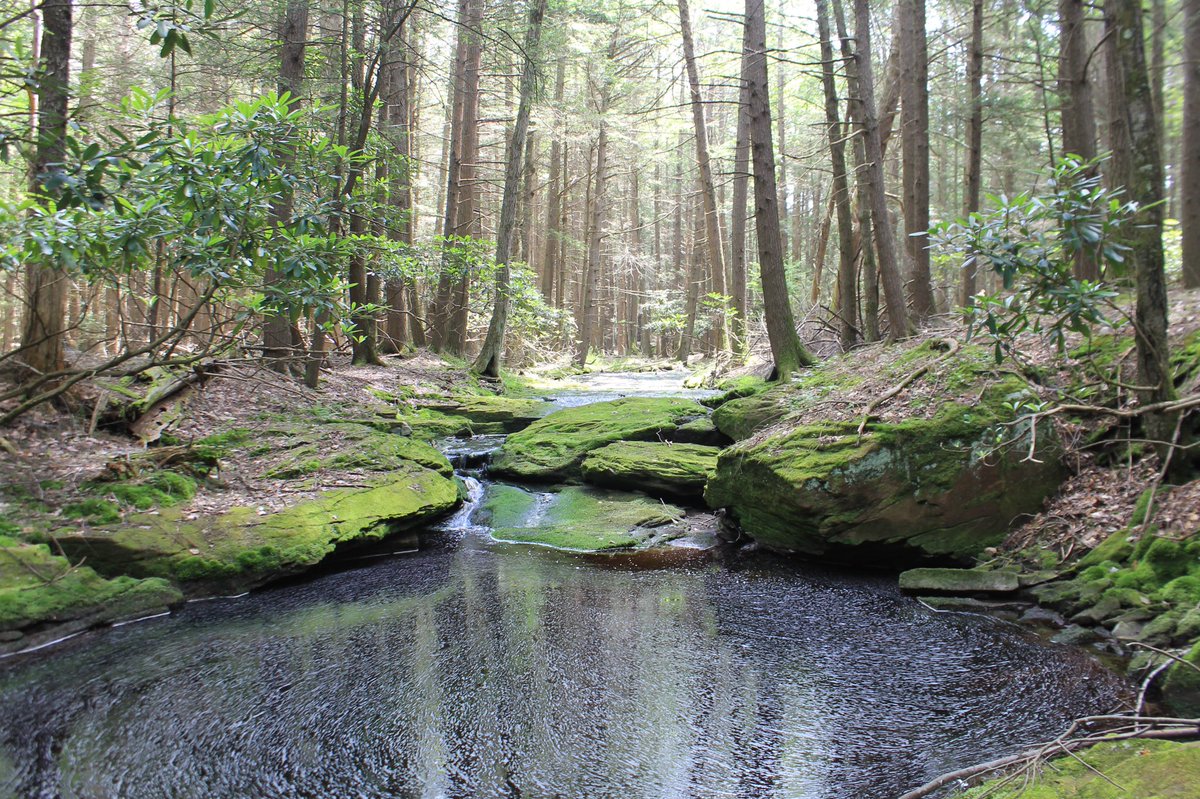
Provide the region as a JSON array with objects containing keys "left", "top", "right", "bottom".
[{"left": 0, "top": 372, "right": 1127, "bottom": 799}]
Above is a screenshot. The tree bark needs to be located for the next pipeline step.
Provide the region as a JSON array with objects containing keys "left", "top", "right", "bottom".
[
  {"left": 899, "top": 0, "right": 935, "bottom": 321},
  {"left": 472, "top": 0, "right": 547, "bottom": 377},
  {"left": 1183, "top": 0, "right": 1200, "bottom": 288},
  {"left": 1059, "top": 0, "right": 1099, "bottom": 281},
  {"left": 744, "top": 0, "right": 814, "bottom": 377},
  {"left": 541, "top": 58, "right": 566, "bottom": 303},
  {"left": 730, "top": 46, "right": 752, "bottom": 355},
  {"left": 678, "top": 0, "right": 730, "bottom": 352},
  {"left": 576, "top": 40, "right": 616, "bottom": 367},
  {"left": 262, "top": 0, "right": 309, "bottom": 373},
  {"left": 854, "top": 0, "right": 912, "bottom": 340},
  {"left": 961, "top": 0, "right": 985, "bottom": 305},
  {"left": 1104, "top": 0, "right": 1175, "bottom": 446},
  {"left": 20, "top": 0, "right": 72, "bottom": 376},
  {"left": 816, "top": 0, "right": 856, "bottom": 350}
]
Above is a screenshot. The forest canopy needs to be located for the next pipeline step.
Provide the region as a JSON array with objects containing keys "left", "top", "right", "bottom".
[{"left": 0, "top": 0, "right": 1193, "bottom": 411}]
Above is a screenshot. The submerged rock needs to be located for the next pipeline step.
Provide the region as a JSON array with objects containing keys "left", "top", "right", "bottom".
[
  {"left": 490, "top": 397, "right": 710, "bottom": 482},
  {"left": 473, "top": 484, "right": 686, "bottom": 551},
  {"left": 705, "top": 377, "right": 1063, "bottom": 563},
  {"left": 580, "top": 441, "right": 720, "bottom": 502}
]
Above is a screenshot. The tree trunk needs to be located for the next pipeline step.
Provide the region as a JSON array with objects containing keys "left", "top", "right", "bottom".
[
  {"left": 961, "top": 0, "right": 985, "bottom": 304},
  {"left": 744, "top": 0, "right": 814, "bottom": 377},
  {"left": 1105, "top": 0, "right": 1175, "bottom": 445},
  {"left": 20, "top": 0, "right": 72, "bottom": 376},
  {"left": 816, "top": 0, "right": 856, "bottom": 350},
  {"left": 577, "top": 43, "right": 616, "bottom": 367},
  {"left": 832, "top": 0, "right": 878, "bottom": 342},
  {"left": 262, "top": 0, "right": 309, "bottom": 374},
  {"left": 678, "top": 0, "right": 730, "bottom": 352},
  {"left": 730, "top": 46, "right": 752, "bottom": 356},
  {"left": 1182, "top": 0, "right": 1200, "bottom": 288},
  {"left": 542, "top": 59, "right": 566, "bottom": 303},
  {"left": 899, "top": 0, "right": 935, "bottom": 320},
  {"left": 854, "top": 0, "right": 912, "bottom": 340},
  {"left": 472, "top": 0, "right": 547, "bottom": 377},
  {"left": 1059, "top": 0, "right": 1099, "bottom": 280}
]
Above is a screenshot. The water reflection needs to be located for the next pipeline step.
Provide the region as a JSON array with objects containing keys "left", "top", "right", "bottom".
[{"left": 0, "top": 540, "right": 1123, "bottom": 799}]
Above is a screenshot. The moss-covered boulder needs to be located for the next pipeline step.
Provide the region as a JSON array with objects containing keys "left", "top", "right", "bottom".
[
  {"left": 711, "top": 390, "right": 789, "bottom": 440},
  {"left": 959, "top": 740, "right": 1200, "bottom": 798},
  {"left": 264, "top": 427, "right": 453, "bottom": 479},
  {"left": 414, "top": 395, "right": 553, "bottom": 434},
  {"left": 580, "top": 441, "right": 719, "bottom": 502},
  {"left": 56, "top": 463, "right": 460, "bottom": 594},
  {"left": 705, "top": 380, "right": 1063, "bottom": 563},
  {"left": 898, "top": 567, "right": 1020, "bottom": 594},
  {"left": 1162, "top": 641, "right": 1200, "bottom": 718},
  {"left": 490, "top": 397, "right": 709, "bottom": 482},
  {"left": 0, "top": 539, "right": 181, "bottom": 654},
  {"left": 474, "top": 484, "right": 685, "bottom": 551}
]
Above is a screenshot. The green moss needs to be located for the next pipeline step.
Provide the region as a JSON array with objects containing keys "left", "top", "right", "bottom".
[
  {"left": 1142, "top": 538, "right": 1189, "bottom": 582},
  {"left": 705, "top": 377, "right": 1062, "bottom": 561},
  {"left": 1162, "top": 641, "right": 1200, "bottom": 721},
  {"left": 492, "top": 397, "right": 708, "bottom": 482},
  {"left": 1077, "top": 529, "right": 1135, "bottom": 569},
  {"left": 265, "top": 431, "right": 452, "bottom": 479},
  {"left": 960, "top": 740, "right": 1200, "bottom": 798},
  {"left": 1158, "top": 575, "right": 1200, "bottom": 605},
  {"left": 102, "top": 470, "right": 197, "bottom": 510},
  {"left": 580, "top": 441, "right": 720, "bottom": 501},
  {"left": 476, "top": 484, "right": 685, "bottom": 551},
  {"left": 0, "top": 542, "right": 181, "bottom": 633},
  {"left": 1170, "top": 328, "right": 1200, "bottom": 386},
  {"left": 55, "top": 466, "right": 460, "bottom": 590},
  {"left": 62, "top": 498, "right": 122, "bottom": 525}
]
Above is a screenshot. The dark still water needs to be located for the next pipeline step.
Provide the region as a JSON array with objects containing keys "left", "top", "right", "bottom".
[{"left": 0, "top": 534, "right": 1124, "bottom": 799}]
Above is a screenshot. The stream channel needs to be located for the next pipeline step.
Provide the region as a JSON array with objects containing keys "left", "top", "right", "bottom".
[{"left": 0, "top": 373, "right": 1127, "bottom": 799}]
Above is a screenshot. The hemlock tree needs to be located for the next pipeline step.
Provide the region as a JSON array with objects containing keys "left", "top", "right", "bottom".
[
  {"left": 743, "top": 0, "right": 814, "bottom": 377},
  {"left": 473, "top": 0, "right": 547, "bottom": 378},
  {"left": 20, "top": 0, "right": 72, "bottom": 376},
  {"left": 1104, "top": 0, "right": 1176, "bottom": 443}
]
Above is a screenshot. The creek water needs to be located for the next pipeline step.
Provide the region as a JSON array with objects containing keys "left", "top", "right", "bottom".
[{"left": 0, "top": 371, "right": 1127, "bottom": 799}]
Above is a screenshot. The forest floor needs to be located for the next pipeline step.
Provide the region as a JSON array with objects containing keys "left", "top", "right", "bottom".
[{"left": 0, "top": 352, "right": 487, "bottom": 526}]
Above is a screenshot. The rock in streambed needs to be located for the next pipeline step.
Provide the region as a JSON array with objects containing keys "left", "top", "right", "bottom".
[{"left": 490, "top": 397, "right": 711, "bottom": 482}]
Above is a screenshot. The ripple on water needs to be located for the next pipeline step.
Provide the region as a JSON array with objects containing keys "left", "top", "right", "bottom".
[{"left": 0, "top": 543, "right": 1125, "bottom": 799}]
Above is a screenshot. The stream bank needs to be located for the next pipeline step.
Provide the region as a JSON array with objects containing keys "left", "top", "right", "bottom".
[{"left": 2, "top": 339, "right": 1198, "bottom": 794}]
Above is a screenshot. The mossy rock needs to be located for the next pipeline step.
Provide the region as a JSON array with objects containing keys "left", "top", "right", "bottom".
[
  {"left": 1162, "top": 641, "right": 1200, "bottom": 718},
  {"left": 898, "top": 567, "right": 1019, "bottom": 594},
  {"left": 0, "top": 542, "right": 181, "bottom": 654},
  {"left": 474, "top": 484, "right": 685, "bottom": 551},
  {"left": 701, "top": 375, "right": 771, "bottom": 409},
  {"left": 491, "top": 397, "right": 709, "bottom": 482},
  {"left": 264, "top": 430, "right": 452, "bottom": 479},
  {"left": 671, "top": 416, "right": 730, "bottom": 446},
  {"left": 580, "top": 441, "right": 720, "bottom": 502},
  {"left": 959, "top": 740, "right": 1200, "bottom": 798},
  {"left": 705, "top": 380, "right": 1063, "bottom": 563},
  {"left": 417, "top": 395, "right": 553, "bottom": 432},
  {"left": 710, "top": 390, "right": 789, "bottom": 440},
  {"left": 55, "top": 465, "right": 460, "bottom": 594}
]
